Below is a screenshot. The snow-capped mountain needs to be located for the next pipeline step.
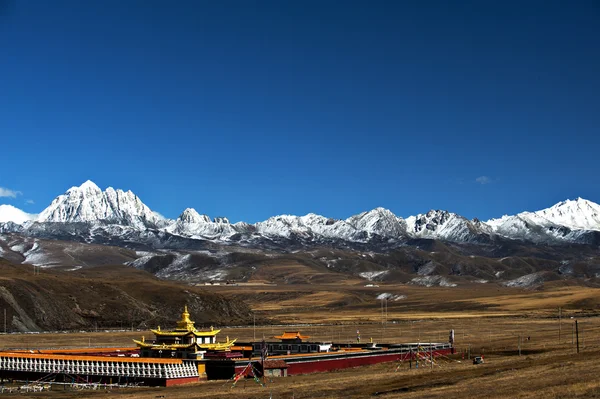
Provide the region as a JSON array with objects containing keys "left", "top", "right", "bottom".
[
  {"left": 255, "top": 213, "right": 361, "bottom": 241},
  {"left": 486, "top": 198, "right": 600, "bottom": 242},
  {"left": 345, "top": 207, "right": 407, "bottom": 238},
  {"left": 164, "top": 208, "right": 250, "bottom": 240},
  {"left": 406, "top": 210, "right": 491, "bottom": 242},
  {"left": 1, "top": 180, "right": 599, "bottom": 248},
  {"left": 530, "top": 198, "right": 600, "bottom": 231},
  {"left": 0, "top": 205, "right": 36, "bottom": 224},
  {"left": 37, "top": 180, "right": 166, "bottom": 229}
]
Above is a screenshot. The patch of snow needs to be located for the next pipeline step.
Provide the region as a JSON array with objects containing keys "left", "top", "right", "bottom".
[
  {"left": 377, "top": 293, "right": 406, "bottom": 301},
  {"left": 23, "top": 241, "right": 49, "bottom": 266},
  {"left": 503, "top": 273, "right": 545, "bottom": 288},
  {"left": 410, "top": 276, "right": 457, "bottom": 287},
  {"left": 127, "top": 254, "right": 156, "bottom": 269},
  {"left": 10, "top": 243, "right": 27, "bottom": 253},
  {"left": 198, "top": 270, "right": 227, "bottom": 281},
  {"left": 417, "top": 262, "right": 436, "bottom": 276},
  {"left": 359, "top": 270, "right": 388, "bottom": 280}
]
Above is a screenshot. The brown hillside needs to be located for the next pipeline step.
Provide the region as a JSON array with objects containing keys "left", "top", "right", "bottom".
[{"left": 0, "top": 258, "right": 252, "bottom": 332}]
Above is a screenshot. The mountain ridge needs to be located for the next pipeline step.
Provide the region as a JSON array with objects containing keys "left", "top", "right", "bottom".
[{"left": 1, "top": 181, "right": 599, "bottom": 247}]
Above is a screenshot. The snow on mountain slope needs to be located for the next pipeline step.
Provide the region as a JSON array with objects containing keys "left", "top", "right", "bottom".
[
  {"left": 3, "top": 180, "right": 600, "bottom": 247},
  {"left": 165, "top": 208, "right": 248, "bottom": 240},
  {"left": 345, "top": 207, "right": 406, "bottom": 238},
  {"left": 255, "top": 213, "right": 360, "bottom": 241},
  {"left": 37, "top": 180, "right": 166, "bottom": 229},
  {"left": 486, "top": 198, "right": 600, "bottom": 242},
  {"left": 0, "top": 205, "right": 36, "bottom": 224},
  {"left": 531, "top": 198, "right": 600, "bottom": 231},
  {"left": 405, "top": 210, "right": 488, "bottom": 241}
]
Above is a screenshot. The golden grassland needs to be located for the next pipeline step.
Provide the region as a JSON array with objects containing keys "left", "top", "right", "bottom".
[{"left": 2, "top": 282, "right": 600, "bottom": 398}]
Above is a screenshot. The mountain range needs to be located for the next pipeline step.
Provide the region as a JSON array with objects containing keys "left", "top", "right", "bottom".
[
  {"left": 1, "top": 181, "right": 600, "bottom": 289},
  {"left": 1, "top": 180, "right": 599, "bottom": 247}
]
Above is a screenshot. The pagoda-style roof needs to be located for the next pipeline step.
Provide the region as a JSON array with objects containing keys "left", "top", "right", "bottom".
[
  {"left": 134, "top": 306, "right": 236, "bottom": 354},
  {"left": 151, "top": 328, "right": 221, "bottom": 337},
  {"left": 152, "top": 306, "right": 220, "bottom": 337},
  {"left": 133, "top": 339, "right": 236, "bottom": 352},
  {"left": 274, "top": 332, "right": 310, "bottom": 341}
]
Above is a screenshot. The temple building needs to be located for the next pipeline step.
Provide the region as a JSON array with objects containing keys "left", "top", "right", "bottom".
[{"left": 133, "top": 306, "right": 236, "bottom": 360}]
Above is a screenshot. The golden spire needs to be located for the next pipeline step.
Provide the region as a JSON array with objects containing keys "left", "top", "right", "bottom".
[{"left": 176, "top": 305, "right": 196, "bottom": 331}]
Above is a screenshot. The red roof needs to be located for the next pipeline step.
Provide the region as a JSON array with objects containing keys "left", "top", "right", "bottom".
[{"left": 273, "top": 331, "right": 310, "bottom": 340}]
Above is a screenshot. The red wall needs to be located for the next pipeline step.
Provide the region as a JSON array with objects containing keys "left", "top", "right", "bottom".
[
  {"left": 286, "top": 349, "right": 453, "bottom": 375},
  {"left": 233, "top": 349, "right": 453, "bottom": 376}
]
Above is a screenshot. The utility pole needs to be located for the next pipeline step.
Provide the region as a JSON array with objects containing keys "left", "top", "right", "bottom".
[
  {"left": 575, "top": 320, "right": 580, "bottom": 354},
  {"left": 558, "top": 307, "right": 562, "bottom": 344},
  {"left": 253, "top": 313, "right": 256, "bottom": 342},
  {"left": 430, "top": 344, "right": 433, "bottom": 371},
  {"left": 3, "top": 308, "right": 6, "bottom": 334}
]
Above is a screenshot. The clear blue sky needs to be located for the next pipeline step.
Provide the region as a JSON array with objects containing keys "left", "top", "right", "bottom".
[{"left": 1, "top": 0, "right": 599, "bottom": 222}]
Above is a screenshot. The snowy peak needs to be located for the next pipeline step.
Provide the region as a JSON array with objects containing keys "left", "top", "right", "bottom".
[
  {"left": 176, "top": 209, "right": 230, "bottom": 225},
  {"left": 178, "top": 208, "right": 210, "bottom": 224},
  {"left": 166, "top": 209, "right": 238, "bottom": 239},
  {"left": 37, "top": 181, "right": 163, "bottom": 228},
  {"left": 0, "top": 205, "right": 36, "bottom": 224},
  {"left": 407, "top": 210, "right": 452, "bottom": 234},
  {"left": 255, "top": 213, "right": 359, "bottom": 241},
  {"left": 66, "top": 180, "right": 102, "bottom": 195},
  {"left": 485, "top": 198, "right": 600, "bottom": 242},
  {"left": 532, "top": 198, "right": 600, "bottom": 231},
  {"left": 405, "top": 210, "right": 487, "bottom": 242},
  {"left": 345, "top": 207, "right": 406, "bottom": 237}
]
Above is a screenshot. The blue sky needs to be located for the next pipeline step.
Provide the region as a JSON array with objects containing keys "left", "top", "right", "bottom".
[{"left": 1, "top": 1, "right": 599, "bottom": 222}]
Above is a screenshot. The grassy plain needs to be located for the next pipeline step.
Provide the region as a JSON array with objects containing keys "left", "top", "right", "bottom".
[{"left": 2, "top": 281, "right": 600, "bottom": 398}]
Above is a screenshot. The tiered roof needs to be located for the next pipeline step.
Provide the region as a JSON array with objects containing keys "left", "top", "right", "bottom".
[{"left": 151, "top": 306, "right": 220, "bottom": 337}]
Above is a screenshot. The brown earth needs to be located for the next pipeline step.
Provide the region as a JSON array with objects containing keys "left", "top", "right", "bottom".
[
  {"left": 1, "top": 277, "right": 600, "bottom": 398},
  {"left": 0, "top": 258, "right": 252, "bottom": 332}
]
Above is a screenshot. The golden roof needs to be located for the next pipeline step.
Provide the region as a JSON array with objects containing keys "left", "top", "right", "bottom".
[
  {"left": 135, "top": 305, "right": 222, "bottom": 351},
  {"left": 274, "top": 331, "right": 310, "bottom": 340},
  {"left": 133, "top": 339, "right": 237, "bottom": 352},
  {"left": 176, "top": 305, "right": 195, "bottom": 331},
  {"left": 151, "top": 329, "right": 220, "bottom": 337}
]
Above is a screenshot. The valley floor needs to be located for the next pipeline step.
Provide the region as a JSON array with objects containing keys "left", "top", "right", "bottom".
[{"left": 2, "top": 310, "right": 600, "bottom": 398}]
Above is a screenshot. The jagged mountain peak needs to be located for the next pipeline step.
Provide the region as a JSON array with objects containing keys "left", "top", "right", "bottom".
[
  {"left": 37, "top": 181, "right": 164, "bottom": 228},
  {"left": 531, "top": 197, "right": 600, "bottom": 231},
  {"left": 485, "top": 198, "right": 600, "bottom": 242},
  {"left": 66, "top": 180, "right": 102, "bottom": 194},
  {"left": 404, "top": 209, "right": 489, "bottom": 242},
  {"left": 345, "top": 207, "right": 406, "bottom": 238},
  {"left": 178, "top": 208, "right": 210, "bottom": 224},
  {"left": 2, "top": 179, "right": 599, "bottom": 247}
]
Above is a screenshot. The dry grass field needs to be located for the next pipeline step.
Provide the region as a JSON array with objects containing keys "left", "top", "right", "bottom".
[{"left": 2, "top": 281, "right": 600, "bottom": 398}]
